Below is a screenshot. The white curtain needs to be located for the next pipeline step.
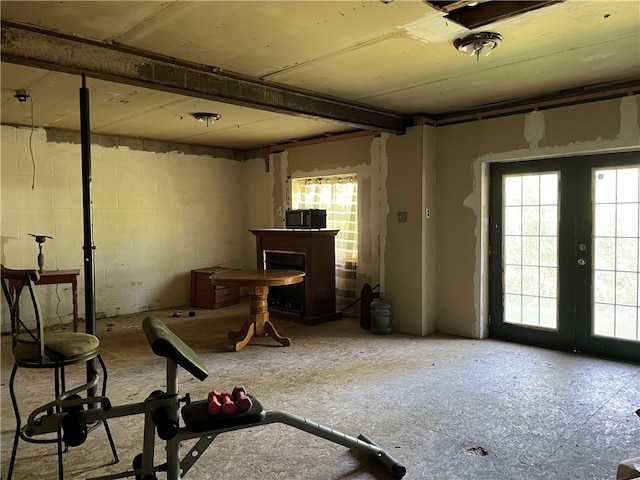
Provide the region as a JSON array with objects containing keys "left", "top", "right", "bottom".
[{"left": 292, "top": 175, "right": 357, "bottom": 311}]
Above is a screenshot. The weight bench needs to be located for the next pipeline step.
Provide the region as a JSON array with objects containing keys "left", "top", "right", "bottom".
[{"left": 21, "top": 316, "right": 407, "bottom": 479}]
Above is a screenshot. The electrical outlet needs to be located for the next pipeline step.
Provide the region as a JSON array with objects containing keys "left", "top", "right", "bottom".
[
  {"left": 398, "top": 211, "right": 407, "bottom": 223},
  {"left": 426, "top": 208, "right": 431, "bottom": 219}
]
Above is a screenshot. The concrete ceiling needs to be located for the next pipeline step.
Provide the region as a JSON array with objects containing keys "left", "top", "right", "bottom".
[{"left": 1, "top": 1, "right": 639, "bottom": 152}]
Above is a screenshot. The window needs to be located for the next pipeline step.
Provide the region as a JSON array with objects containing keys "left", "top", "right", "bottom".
[{"left": 291, "top": 175, "right": 357, "bottom": 310}]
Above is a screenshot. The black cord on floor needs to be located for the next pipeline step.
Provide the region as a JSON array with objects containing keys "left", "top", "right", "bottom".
[{"left": 340, "top": 283, "right": 380, "bottom": 313}]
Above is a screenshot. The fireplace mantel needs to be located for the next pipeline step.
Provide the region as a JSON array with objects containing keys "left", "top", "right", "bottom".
[{"left": 250, "top": 229, "right": 341, "bottom": 325}]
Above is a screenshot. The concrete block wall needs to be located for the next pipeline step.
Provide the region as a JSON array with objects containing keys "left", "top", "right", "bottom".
[{"left": 1, "top": 125, "right": 250, "bottom": 331}]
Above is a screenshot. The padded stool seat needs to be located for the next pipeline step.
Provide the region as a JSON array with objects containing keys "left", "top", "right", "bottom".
[
  {"left": 14, "top": 332, "right": 100, "bottom": 366},
  {"left": 182, "top": 394, "right": 265, "bottom": 433}
]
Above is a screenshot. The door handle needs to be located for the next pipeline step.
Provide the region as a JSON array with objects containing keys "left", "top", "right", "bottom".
[{"left": 577, "top": 244, "right": 588, "bottom": 266}]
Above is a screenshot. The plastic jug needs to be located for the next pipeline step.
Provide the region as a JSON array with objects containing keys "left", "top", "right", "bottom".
[{"left": 370, "top": 294, "right": 392, "bottom": 335}]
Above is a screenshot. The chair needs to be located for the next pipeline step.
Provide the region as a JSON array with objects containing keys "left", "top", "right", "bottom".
[{"left": 1, "top": 265, "right": 119, "bottom": 480}]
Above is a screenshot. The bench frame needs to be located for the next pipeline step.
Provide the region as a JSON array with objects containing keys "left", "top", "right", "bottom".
[{"left": 21, "top": 316, "right": 406, "bottom": 480}]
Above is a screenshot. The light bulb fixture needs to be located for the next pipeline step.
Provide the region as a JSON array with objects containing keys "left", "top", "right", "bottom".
[
  {"left": 14, "top": 89, "right": 30, "bottom": 102},
  {"left": 28, "top": 233, "right": 53, "bottom": 273},
  {"left": 192, "top": 112, "right": 222, "bottom": 127},
  {"left": 454, "top": 32, "right": 502, "bottom": 61}
]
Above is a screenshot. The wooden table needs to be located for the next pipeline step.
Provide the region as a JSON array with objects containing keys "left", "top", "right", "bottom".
[
  {"left": 9, "top": 269, "right": 81, "bottom": 332},
  {"left": 210, "top": 269, "right": 305, "bottom": 351}
]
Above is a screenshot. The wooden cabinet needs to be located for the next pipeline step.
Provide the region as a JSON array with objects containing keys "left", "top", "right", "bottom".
[
  {"left": 250, "top": 229, "right": 341, "bottom": 325},
  {"left": 190, "top": 267, "right": 240, "bottom": 309}
]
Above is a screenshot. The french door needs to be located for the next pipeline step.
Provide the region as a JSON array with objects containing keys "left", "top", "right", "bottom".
[{"left": 489, "top": 151, "right": 640, "bottom": 362}]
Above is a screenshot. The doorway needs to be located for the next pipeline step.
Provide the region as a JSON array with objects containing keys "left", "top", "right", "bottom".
[{"left": 489, "top": 151, "right": 640, "bottom": 362}]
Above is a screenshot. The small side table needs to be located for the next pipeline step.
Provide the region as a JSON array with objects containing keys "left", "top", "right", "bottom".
[
  {"left": 9, "top": 269, "right": 80, "bottom": 332},
  {"left": 190, "top": 267, "right": 240, "bottom": 309}
]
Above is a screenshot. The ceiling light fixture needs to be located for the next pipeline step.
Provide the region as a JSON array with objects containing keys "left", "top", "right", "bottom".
[
  {"left": 192, "top": 112, "right": 221, "bottom": 127},
  {"left": 14, "top": 89, "right": 30, "bottom": 102},
  {"left": 454, "top": 32, "right": 502, "bottom": 61}
]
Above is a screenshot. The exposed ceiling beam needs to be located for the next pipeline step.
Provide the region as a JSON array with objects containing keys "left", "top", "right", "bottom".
[
  {"left": 1, "top": 22, "right": 412, "bottom": 134},
  {"left": 269, "top": 129, "right": 379, "bottom": 153}
]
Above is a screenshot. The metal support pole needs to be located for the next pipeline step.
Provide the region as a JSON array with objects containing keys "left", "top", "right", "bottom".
[{"left": 80, "top": 74, "right": 97, "bottom": 396}]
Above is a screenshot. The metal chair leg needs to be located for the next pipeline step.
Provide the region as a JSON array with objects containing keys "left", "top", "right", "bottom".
[
  {"left": 56, "top": 424, "right": 65, "bottom": 480},
  {"left": 98, "top": 355, "right": 119, "bottom": 464},
  {"left": 7, "top": 364, "right": 20, "bottom": 480},
  {"left": 55, "top": 366, "right": 66, "bottom": 480},
  {"left": 8, "top": 364, "right": 71, "bottom": 480},
  {"left": 8, "top": 364, "right": 66, "bottom": 480},
  {"left": 54, "top": 366, "right": 70, "bottom": 453}
]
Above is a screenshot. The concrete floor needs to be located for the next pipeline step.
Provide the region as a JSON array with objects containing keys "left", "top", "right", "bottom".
[{"left": 2, "top": 298, "right": 639, "bottom": 480}]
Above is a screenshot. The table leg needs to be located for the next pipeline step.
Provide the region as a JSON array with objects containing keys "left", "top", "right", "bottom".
[
  {"left": 264, "top": 321, "right": 291, "bottom": 347},
  {"left": 228, "top": 320, "right": 250, "bottom": 340},
  {"left": 71, "top": 277, "right": 78, "bottom": 332},
  {"left": 249, "top": 286, "right": 269, "bottom": 337},
  {"left": 9, "top": 283, "right": 19, "bottom": 327},
  {"left": 233, "top": 323, "right": 255, "bottom": 352},
  {"left": 230, "top": 285, "right": 291, "bottom": 351}
]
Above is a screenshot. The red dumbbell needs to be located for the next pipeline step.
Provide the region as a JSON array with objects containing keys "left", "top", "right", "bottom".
[
  {"left": 207, "top": 390, "right": 222, "bottom": 415},
  {"left": 232, "top": 386, "right": 252, "bottom": 413},
  {"left": 208, "top": 390, "right": 220, "bottom": 403},
  {"left": 219, "top": 392, "right": 237, "bottom": 415}
]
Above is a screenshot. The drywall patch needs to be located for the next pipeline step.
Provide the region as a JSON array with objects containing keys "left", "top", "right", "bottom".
[
  {"left": 45, "top": 128, "right": 241, "bottom": 160},
  {"left": 400, "top": 11, "right": 466, "bottom": 43},
  {"left": 270, "top": 150, "right": 289, "bottom": 228},
  {"left": 541, "top": 100, "right": 621, "bottom": 147},
  {"left": 377, "top": 134, "right": 390, "bottom": 292},
  {"left": 463, "top": 158, "right": 484, "bottom": 338},
  {"left": 524, "top": 110, "right": 545, "bottom": 150},
  {"left": 618, "top": 95, "right": 640, "bottom": 140},
  {"left": 280, "top": 150, "right": 288, "bottom": 222}
]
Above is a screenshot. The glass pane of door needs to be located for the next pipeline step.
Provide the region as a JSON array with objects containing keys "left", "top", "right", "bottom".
[
  {"left": 592, "top": 166, "right": 640, "bottom": 342},
  {"left": 503, "top": 173, "right": 559, "bottom": 330}
]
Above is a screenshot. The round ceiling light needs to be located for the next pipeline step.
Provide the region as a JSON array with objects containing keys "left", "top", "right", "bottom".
[
  {"left": 192, "top": 112, "right": 222, "bottom": 127},
  {"left": 454, "top": 32, "right": 502, "bottom": 61}
]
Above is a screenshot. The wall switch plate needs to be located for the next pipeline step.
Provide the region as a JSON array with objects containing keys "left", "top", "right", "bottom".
[{"left": 398, "top": 211, "right": 407, "bottom": 223}]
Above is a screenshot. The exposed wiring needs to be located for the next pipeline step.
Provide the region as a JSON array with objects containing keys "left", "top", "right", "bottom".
[
  {"left": 340, "top": 283, "right": 380, "bottom": 313},
  {"left": 28, "top": 96, "right": 36, "bottom": 189},
  {"left": 13, "top": 90, "right": 36, "bottom": 187},
  {"left": 49, "top": 284, "right": 64, "bottom": 330},
  {"left": 214, "top": 257, "right": 242, "bottom": 267}
]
